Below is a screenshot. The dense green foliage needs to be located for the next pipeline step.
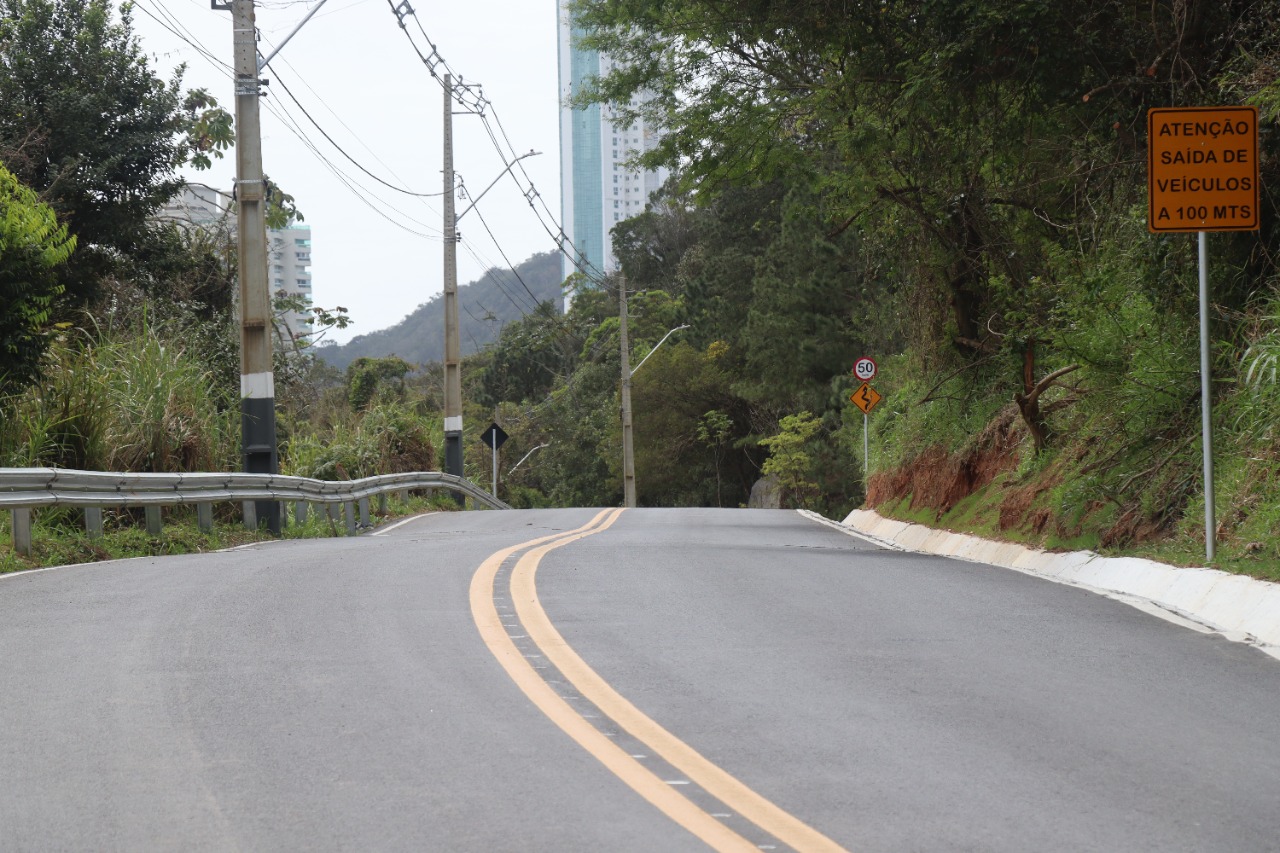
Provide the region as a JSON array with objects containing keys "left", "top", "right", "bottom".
[
  {"left": 476, "top": 186, "right": 877, "bottom": 513},
  {"left": 454, "top": 0, "right": 1280, "bottom": 565},
  {"left": 0, "top": 0, "right": 235, "bottom": 307},
  {"left": 0, "top": 323, "right": 236, "bottom": 472},
  {"left": 0, "top": 163, "right": 73, "bottom": 392}
]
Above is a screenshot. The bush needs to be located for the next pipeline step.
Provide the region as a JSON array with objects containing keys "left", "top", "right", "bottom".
[
  {"left": 284, "top": 402, "right": 437, "bottom": 480},
  {"left": 0, "top": 323, "right": 236, "bottom": 471}
]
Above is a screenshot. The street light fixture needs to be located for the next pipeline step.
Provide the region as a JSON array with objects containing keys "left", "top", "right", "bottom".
[
  {"left": 631, "top": 324, "right": 690, "bottom": 378},
  {"left": 457, "top": 150, "right": 541, "bottom": 224}
]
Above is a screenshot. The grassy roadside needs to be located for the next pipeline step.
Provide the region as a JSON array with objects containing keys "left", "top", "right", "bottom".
[{"left": 0, "top": 493, "right": 465, "bottom": 575}]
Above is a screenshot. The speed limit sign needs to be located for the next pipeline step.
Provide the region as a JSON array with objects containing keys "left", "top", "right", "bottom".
[{"left": 853, "top": 357, "right": 877, "bottom": 382}]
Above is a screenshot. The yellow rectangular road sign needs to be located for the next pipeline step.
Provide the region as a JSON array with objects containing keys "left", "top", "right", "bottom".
[
  {"left": 1148, "top": 106, "right": 1259, "bottom": 233},
  {"left": 850, "top": 382, "right": 882, "bottom": 415}
]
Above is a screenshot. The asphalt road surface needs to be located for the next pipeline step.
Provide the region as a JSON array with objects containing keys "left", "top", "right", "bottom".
[{"left": 2, "top": 507, "right": 1278, "bottom": 852}]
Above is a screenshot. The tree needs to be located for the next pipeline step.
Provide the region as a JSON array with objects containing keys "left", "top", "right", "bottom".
[
  {"left": 0, "top": 0, "right": 233, "bottom": 303},
  {"left": 477, "top": 301, "right": 579, "bottom": 407},
  {"left": 572, "top": 1, "right": 1258, "bottom": 336},
  {"left": 759, "top": 411, "right": 822, "bottom": 509},
  {"left": 346, "top": 356, "right": 412, "bottom": 412},
  {"left": 0, "top": 163, "right": 74, "bottom": 392}
]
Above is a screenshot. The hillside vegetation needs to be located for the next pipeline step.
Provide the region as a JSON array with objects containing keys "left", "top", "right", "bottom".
[
  {"left": 466, "top": 1, "right": 1280, "bottom": 578},
  {"left": 5, "top": 1, "right": 1280, "bottom": 581}
]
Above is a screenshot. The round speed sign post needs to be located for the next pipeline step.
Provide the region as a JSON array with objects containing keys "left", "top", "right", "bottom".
[{"left": 852, "top": 357, "right": 881, "bottom": 493}]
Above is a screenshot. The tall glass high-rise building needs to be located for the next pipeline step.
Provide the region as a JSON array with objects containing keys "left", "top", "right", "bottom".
[{"left": 558, "top": 3, "right": 669, "bottom": 286}]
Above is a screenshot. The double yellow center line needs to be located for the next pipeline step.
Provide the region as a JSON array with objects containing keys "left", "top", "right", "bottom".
[{"left": 469, "top": 508, "right": 848, "bottom": 852}]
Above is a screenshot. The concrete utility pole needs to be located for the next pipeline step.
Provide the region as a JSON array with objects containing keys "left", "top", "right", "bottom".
[
  {"left": 442, "top": 74, "right": 464, "bottom": 503},
  {"left": 227, "top": 0, "right": 280, "bottom": 533},
  {"left": 619, "top": 275, "right": 636, "bottom": 508}
]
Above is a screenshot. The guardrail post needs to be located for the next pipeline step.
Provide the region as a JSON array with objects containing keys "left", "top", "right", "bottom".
[
  {"left": 377, "top": 493, "right": 388, "bottom": 516},
  {"left": 358, "top": 498, "right": 370, "bottom": 528},
  {"left": 343, "top": 501, "right": 356, "bottom": 536},
  {"left": 243, "top": 501, "right": 257, "bottom": 530},
  {"left": 85, "top": 507, "right": 103, "bottom": 540},
  {"left": 197, "top": 503, "right": 213, "bottom": 533},
  {"left": 145, "top": 506, "right": 163, "bottom": 537},
  {"left": 11, "top": 508, "right": 31, "bottom": 556},
  {"left": 398, "top": 490, "right": 409, "bottom": 503},
  {"left": 294, "top": 501, "right": 308, "bottom": 525}
]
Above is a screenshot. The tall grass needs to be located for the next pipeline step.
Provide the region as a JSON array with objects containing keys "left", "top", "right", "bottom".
[
  {"left": 284, "top": 402, "right": 437, "bottom": 480},
  {"left": 0, "top": 324, "right": 237, "bottom": 471}
]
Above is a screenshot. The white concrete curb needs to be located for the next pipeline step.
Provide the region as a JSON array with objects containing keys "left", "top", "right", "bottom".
[{"left": 833, "top": 508, "right": 1280, "bottom": 660}]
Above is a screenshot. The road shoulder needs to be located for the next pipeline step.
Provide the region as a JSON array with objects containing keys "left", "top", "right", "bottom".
[{"left": 808, "top": 508, "right": 1280, "bottom": 660}]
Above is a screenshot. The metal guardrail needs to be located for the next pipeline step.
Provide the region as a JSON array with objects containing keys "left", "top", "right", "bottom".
[{"left": 0, "top": 468, "right": 510, "bottom": 556}]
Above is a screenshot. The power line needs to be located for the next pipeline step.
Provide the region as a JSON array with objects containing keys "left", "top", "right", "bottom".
[
  {"left": 376, "top": 0, "right": 604, "bottom": 365},
  {"left": 135, "top": 2, "right": 444, "bottom": 241},
  {"left": 264, "top": 88, "right": 445, "bottom": 239},
  {"left": 132, "top": 0, "right": 234, "bottom": 74},
  {"left": 467, "top": 197, "right": 553, "bottom": 310},
  {"left": 382, "top": 0, "right": 611, "bottom": 287},
  {"left": 260, "top": 25, "right": 434, "bottom": 204},
  {"left": 271, "top": 64, "right": 445, "bottom": 199}
]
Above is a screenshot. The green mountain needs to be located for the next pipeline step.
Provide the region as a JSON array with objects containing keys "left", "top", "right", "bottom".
[{"left": 317, "top": 252, "right": 564, "bottom": 371}]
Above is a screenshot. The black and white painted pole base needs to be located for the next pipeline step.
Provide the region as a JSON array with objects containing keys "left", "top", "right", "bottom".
[
  {"left": 241, "top": 371, "right": 282, "bottom": 534},
  {"left": 444, "top": 416, "right": 465, "bottom": 507}
]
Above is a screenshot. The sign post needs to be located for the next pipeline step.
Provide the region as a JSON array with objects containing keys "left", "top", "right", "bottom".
[
  {"left": 1148, "top": 105, "right": 1259, "bottom": 561},
  {"left": 850, "top": 369, "right": 883, "bottom": 494},
  {"left": 478, "top": 422, "right": 509, "bottom": 500}
]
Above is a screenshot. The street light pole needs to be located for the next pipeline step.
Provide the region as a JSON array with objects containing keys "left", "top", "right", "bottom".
[
  {"left": 619, "top": 276, "right": 688, "bottom": 508},
  {"left": 631, "top": 324, "right": 689, "bottom": 376},
  {"left": 619, "top": 276, "right": 636, "bottom": 508},
  {"left": 457, "top": 150, "right": 540, "bottom": 222}
]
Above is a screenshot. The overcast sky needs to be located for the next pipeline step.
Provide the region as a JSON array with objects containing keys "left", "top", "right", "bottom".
[{"left": 123, "top": 0, "right": 564, "bottom": 344}]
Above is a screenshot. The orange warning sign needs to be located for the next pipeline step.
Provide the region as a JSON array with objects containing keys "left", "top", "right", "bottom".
[
  {"left": 1148, "top": 106, "right": 1259, "bottom": 233},
  {"left": 850, "top": 382, "right": 882, "bottom": 415}
]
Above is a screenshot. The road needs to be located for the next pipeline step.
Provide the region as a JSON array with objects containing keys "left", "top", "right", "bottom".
[{"left": 1, "top": 508, "right": 1278, "bottom": 851}]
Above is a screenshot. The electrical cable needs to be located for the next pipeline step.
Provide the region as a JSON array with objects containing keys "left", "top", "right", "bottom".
[
  {"left": 460, "top": 242, "right": 540, "bottom": 316},
  {"left": 271, "top": 66, "right": 446, "bottom": 199},
  {"left": 264, "top": 89, "right": 445, "bottom": 239},
  {"left": 468, "top": 201, "right": 555, "bottom": 310},
  {"left": 137, "top": 2, "right": 445, "bottom": 241},
  {"left": 381, "top": 0, "right": 610, "bottom": 287},
  {"left": 261, "top": 28, "right": 436, "bottom": 205},
  {"left": 132, "top": 0, "right": 235, "bottom": 74}
]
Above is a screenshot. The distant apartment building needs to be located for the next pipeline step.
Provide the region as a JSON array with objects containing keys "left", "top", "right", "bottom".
[
  {"left": 268, "top": 225, "right": 313, "bottom": 343},
  {"left": 557, "top": 4, "right": 669, "bottom": 285},
  {"left": 156, "top": 182, "right": 233, "bottom": 229},
  {"left": 156, "top": 183, "right": 314, "bottom": 342}
]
